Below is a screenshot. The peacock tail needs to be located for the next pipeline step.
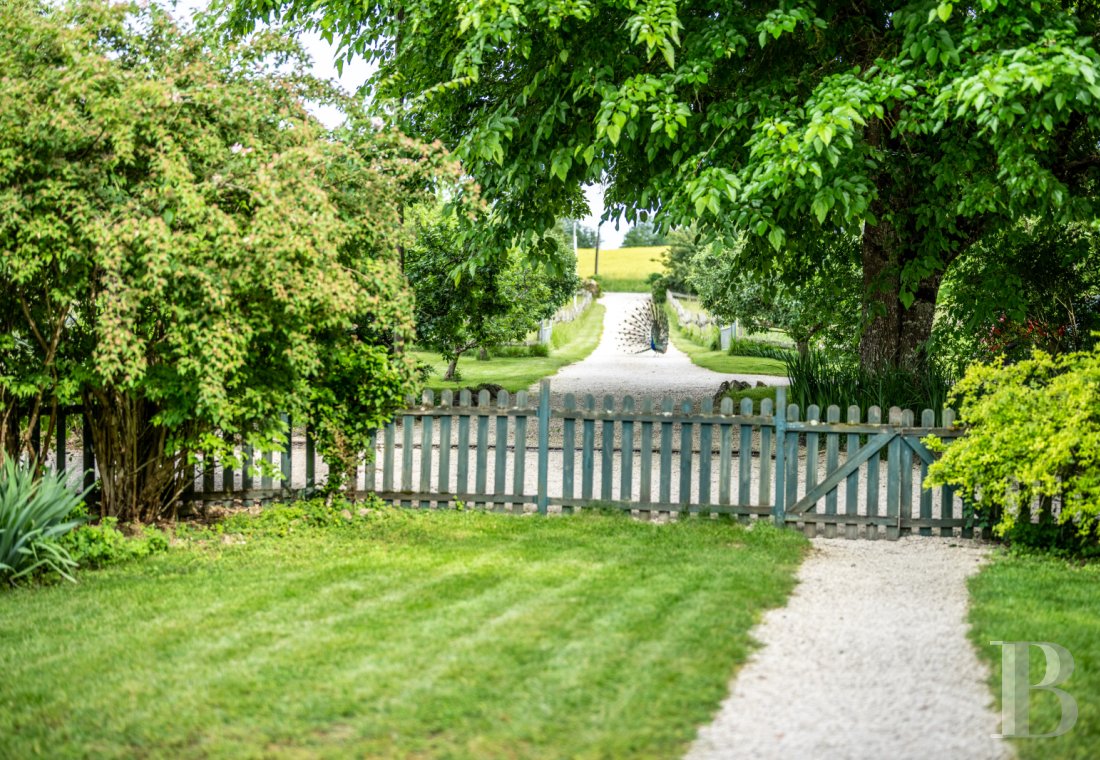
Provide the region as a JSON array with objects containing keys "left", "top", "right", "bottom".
[{"left": 619, "top": 298, "right": 669, "bottom": 354}]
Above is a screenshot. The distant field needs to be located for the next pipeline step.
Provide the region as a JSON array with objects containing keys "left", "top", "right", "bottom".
[{"left": 576, "top": 246, "right": 666, "bottom": 292}]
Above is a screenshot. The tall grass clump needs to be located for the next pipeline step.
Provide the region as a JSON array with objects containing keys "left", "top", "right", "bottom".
[
  {"left": 0, "top": 457, "right": 84, "bottom": 584},
  {"left": 785, "top": 350, "right": 955, "bottom": 422}
]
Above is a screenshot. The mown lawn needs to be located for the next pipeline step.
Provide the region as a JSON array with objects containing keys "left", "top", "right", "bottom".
[
  {"left": 577, "top": 246, "right": 665, "bottom": 292},
  {"left": 968, "top": 551, "right": 1100, "bottom": 759},
  {"left": 412, "top": 303, "right": 605, "bottom": 392},
  {"left": 667, "top": 314, "right": 789, "bottom": 378},
  {"left": 0, "top": 507, "right": 806, "bottom": 759}
]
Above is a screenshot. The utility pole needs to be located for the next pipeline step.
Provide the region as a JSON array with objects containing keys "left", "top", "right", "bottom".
[{"left": 593, "top": 219, "right": 603, "bottom": 276}]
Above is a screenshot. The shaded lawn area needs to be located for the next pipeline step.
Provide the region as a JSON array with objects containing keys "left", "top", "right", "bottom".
[
  {"left": 968, "top": 551, "right": 1100, "bottom": 759},
  {"left": 668, "top": 316, "right": 788, "bottom": 378},
  {"left": 0, "top": 508, "right": 806, "bottom": 759},
  {"left": 412, "top": 303, "right": 605, "bottom": 393}
]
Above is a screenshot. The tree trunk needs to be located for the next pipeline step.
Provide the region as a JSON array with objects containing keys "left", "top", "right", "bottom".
[
  {"left": 83, "top": 389, "right": 188, "bottom": 522},
  {"left": 859, "top": 212, "right": 941, "bottom": 372},
  {"left": 859, "top": 118, "right": 942, "bottom": 372},
  {"left": 443, "top": 355, "right": 460, "bottom": 381}
]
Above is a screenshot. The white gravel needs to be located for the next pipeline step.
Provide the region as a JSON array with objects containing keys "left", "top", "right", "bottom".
[
  {"left": 686, "top": 537, "right": 1012, "bottom": 760},
  {"left": 537, "top": 292, "right": 784, "bottom": 403}
]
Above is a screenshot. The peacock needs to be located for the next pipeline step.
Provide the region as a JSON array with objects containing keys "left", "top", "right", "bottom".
[{"left": 620, "top": 298, "right": 670, "bottom": 354}]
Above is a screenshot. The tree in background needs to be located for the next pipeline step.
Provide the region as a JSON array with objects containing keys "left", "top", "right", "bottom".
[
  {"left": 408, "top": 210, "right": 578, "bottom": 380},
  {"left": 224, "top": 0, "right": 1100, "bottom": 373},
  {"left": 621, "top": 222, "right": 667, "bottom": 248},
  {"left": 559, "top": 219, "right": 598, "bottom": 248},
  {"left": 0, "top": 0, "right": 464, "bottom": 520},
  {"left": 690, "top": 233, "right": 863, "bottom": 355}
]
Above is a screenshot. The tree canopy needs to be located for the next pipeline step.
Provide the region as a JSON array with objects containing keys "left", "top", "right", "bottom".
[
  {"left": 0, "top": 0, "right": 462, "bottom": 520},
  {"left": 225, "top": 0, "right": 1100, "bottom": 370},
  {"left": 622, "top": 222, "right": 668, "bottom": 247},
  {"left": 409, "top": 209, "right": 579, "bottom": 379}
]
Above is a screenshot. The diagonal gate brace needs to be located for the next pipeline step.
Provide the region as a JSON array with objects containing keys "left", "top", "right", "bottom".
[{"left": 787, "top": 431, "right": 896, "bottom": 515}]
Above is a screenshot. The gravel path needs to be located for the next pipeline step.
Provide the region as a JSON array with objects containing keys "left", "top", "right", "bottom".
[
  {"left": 541, "top": 294, "right": 1010, "bottom": 759},
  {"left": 536, "top": 292, "right": 785, "bottom": 405},
  {"left": 686, "top": 537, "right": 1011, "bottom": 760}
]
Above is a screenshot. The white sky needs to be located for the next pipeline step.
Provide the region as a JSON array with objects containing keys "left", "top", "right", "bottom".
[{"left": 173, "top": 1, "right": 627, "bottom": 247}]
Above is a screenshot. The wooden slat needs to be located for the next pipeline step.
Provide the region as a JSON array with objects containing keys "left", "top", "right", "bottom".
[
  {"left": 899, "top": 409, "right": 915, "bottom": 536},
  {"left": 918, "top": 409, "right": 935, "bottom": 535},
  {"left": 601, "top": 395, "right": 615, "bottom": 501},
  {"left": 420, "top": 391, "right": 436, "bottom": 508},
  {"left": 475, "top": 390, "right": 490, "bottom": 506},
  {"left": 562, "top": 393, "right": 577, "bottom": 512},
  {"left": 548, "top": 497, "right": 772, "bottom": 516},
  {"left": 382, "top": 421, "right": 395, "bottom": 493},
  {"left": 865, "top": 406, "right": 881, "bottom": 539},
  {"left": 845, "top": 406, "right": 860, "bottom": 540},
  {"left": 659, "top": 398, "right": 674, "bottom": 508},
  {"left": 718, "top": 398, "right": 733, "bottom": 506},
  {"left": 241, "top": 438, "right": 254, "bottom": 492},
  {"left": 281, "top": 414, "right": 292, "bottom": 492},
  {"left": 640, "top": 399, "right": 654, "bottom": 506},
  {"left": 679, "top": 399, "right": 693, "bottom": 508},
  {"left": 941, "top": 408, "right": 956, "bottom": 537},
  {"left": 536, "top": 381, "right": 550, "bottom": 515},
  {"left": 305, "top": 426, "right": 316, "bottom": 491},
  {"left": 784, "top": 404, "right": 799, "bottom": 513},
  {"left": 494, "top": 390, "right": 509, "bottom": 511},
  {"left": 885, "top": 407, "right": 903, "bottom": 540},
  {"left": 738, "top": 397, "right": 753, "bottom": 506},
  {"left": 620, "top": 396, "right": 635, "bottom": 502},
  {"left": 456, "top": 390, "right": 471, "bottom": 496},
  {"left": 401, "top": 409, "right": 415, "bottom": 502},
  {"left": 698, "top": 399, "right": 714, "bottom": 508},
  {"left": 437, "top": 391, "right": 453, "bottom": 495},
  {"left": 758, "top": 398, "right": 773, "bottom": 508},
  {"left": 366, "top": 430, "right": 377, "bottom": 493},
  {"left": 512, "top": 391, "right": 528, "bottom": 514},
  {"left": 822, "top": 405, "right": 840, "bottom": 538},
  {"left": 581, "top": 394, "right": 596, "bottom": 500}
]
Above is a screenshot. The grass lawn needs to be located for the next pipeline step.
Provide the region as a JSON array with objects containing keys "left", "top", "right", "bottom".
[
  {"left": 968, "top": 551, "right": 1100, "bottom": 758},
  {"left": 0, "top": 506, "right": 806, "bottom": 759},
  {"left": 576, "top": 246, "right": 666, "bottom": 292},
  {"left": 412, "top": 303, "right": 605, "bottom": 392},
  {"left": 668, "top": 313, "right": 789, "bottom": 378}
]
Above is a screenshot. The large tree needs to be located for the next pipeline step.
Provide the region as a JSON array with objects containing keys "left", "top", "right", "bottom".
[
  {"left": 225, "top": 0, "right": 1100, "bottom": 370},
  {"left": 0, "top": 0, "right": 464, "bottom": 520}
]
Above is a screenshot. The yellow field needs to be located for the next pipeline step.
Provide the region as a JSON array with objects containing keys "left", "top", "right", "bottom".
[{"left": 575, "top": 246, "right": 667, "bottom": 291}]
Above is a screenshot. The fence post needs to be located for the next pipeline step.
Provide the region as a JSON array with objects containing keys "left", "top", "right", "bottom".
[
  {"left": 537, "top": 380, "right": 550, "bottom": 514},
  {"left": 773, "top": 386, "right": 787, "bottom": 527}
]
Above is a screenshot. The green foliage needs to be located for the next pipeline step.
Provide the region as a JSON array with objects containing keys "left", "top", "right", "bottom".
[
  {"left": 933, "top": 222, "right": 1100, "bottom": 374},
  {"left": 648, "top": 226, "right": 700, "bottom": 302},
  {"left": 691, "top": 232, "right": 862, "bottom": 353},
  {"left": 224, "top": 0, "right": 1100, "bottom": 370},
  {"left": 0, "top": 458, "right": 83, "bottom": 584},
  {"left": 219, "top": 496, "right": 388, "bottom": 538},
  {"left": 785, "top": 350, "right": 955, "bottom": 421},
  {"left": 621, "top": 222, "right": 667, "bottom": 248},
  {"left": 926, "top": 345, "right": 1100, "bottom": 553},
  {"left": 407, "top": 207, "right": 579, "bottom": 379},
  {"left": 60, "top": 517, "right": 169, "bottom": 569},
  {"left": 726, "top": 338, "right": 796, "bottom": 363},
  {"left": 0, "top": 1, "right": 460, "bottom": 518}
]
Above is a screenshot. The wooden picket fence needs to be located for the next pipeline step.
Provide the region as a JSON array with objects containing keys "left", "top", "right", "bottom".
[{"left": 34, "top": 382, "right": 972, "bottom": 540}]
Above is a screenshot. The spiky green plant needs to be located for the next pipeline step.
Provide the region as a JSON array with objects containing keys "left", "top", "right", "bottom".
[{"left": 0, "top": 457, "right": 85, "bottom": 584}]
